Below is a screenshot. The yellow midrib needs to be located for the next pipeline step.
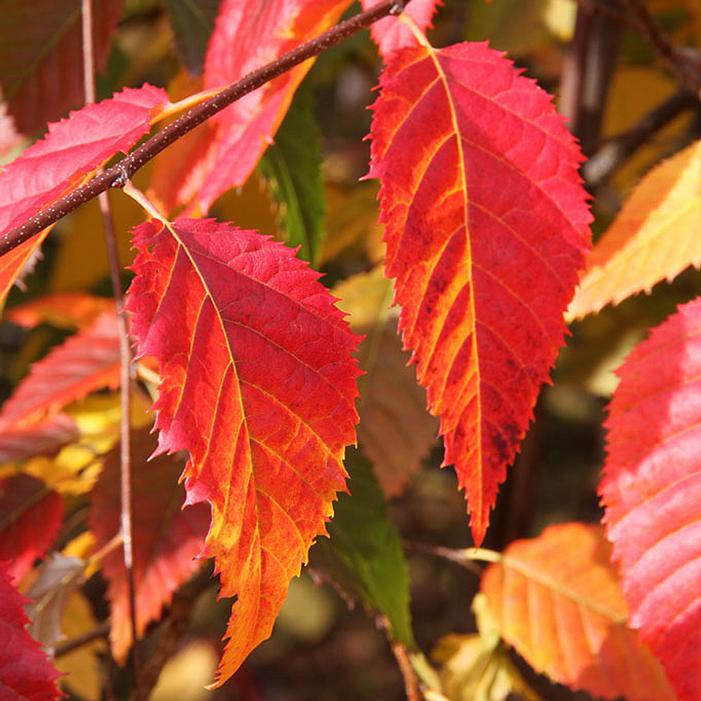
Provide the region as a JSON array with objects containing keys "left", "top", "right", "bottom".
[{"left": 399, "top": 17, "right": 482, "bottom": 515}]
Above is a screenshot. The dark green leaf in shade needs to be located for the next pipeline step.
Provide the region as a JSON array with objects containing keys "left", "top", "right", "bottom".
[
  {"left": 314, "top": 450, "right": 414, "bottom": 646},
  {"left": 260, "top": 82, "right": 325, "bottom": 264},
  {"left": 164, "top": 0, "right": 221, "bottom": 75}
]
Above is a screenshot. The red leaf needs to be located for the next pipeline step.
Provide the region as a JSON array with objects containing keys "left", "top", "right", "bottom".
[
  {"left": 166, "top": 0, "right": 351, "bottom": 213},
  {"left": 0, "top": 566, "right": 61, "bottom": 701},
  {"left": 369, "top": 41, "right": 591, "bottom": 545},
  {"left": 600, "top": 298, "right": 701, "bottom": 701},
  {"left": 0, "top": 84, "right": 169, "bottom": 308},
  {"left": 89, "top": 429, "right": 209, "bottom": 663},
  {"left": 126, "top": 218, "right": 361, "bottom": 683},
  {"left": 0, "top": 415, "right": 79, "bottom": 463},
  {"left": 0, "top": 473, "right": 63, "bottom": 583},
  {"left": 0, "top": 312, "right": 120, "bottom": 429},
  {"left": 0, "top": 0, "right": 124, "bottom": 135},
  {"left": 362, "top": 0, "right": 442, "bottom": 57},
  {"left": 481, "top": 523, "right": 677, "bottom": 700}
]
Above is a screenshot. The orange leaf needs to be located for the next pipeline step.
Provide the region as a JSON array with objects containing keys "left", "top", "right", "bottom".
[
  {"left": 7, "top": 292, "right": 115, "bottom": 330},
  {"left": 481, "top": 523, "right": 677, "bottom": 701},
  {"left": 600, "top": 298, "right": 701, "bottom": 701},
  {"left": 0, "top": 312, "right": 120, "bottom": 429},
  {"left": 89, "top": 430, "right": 209, "bottom": 662},
  {"left": 569, "top": 139, "right": 701, "bottom": 319},
  {"left": 0, "top": 473, "right": 63, "bottom": 583},
  {"left": 126, "top": 218, "right": 361, "bottom": 683},
  {"left": 368, "top": 41, "right": 591, "bottom": 545}
]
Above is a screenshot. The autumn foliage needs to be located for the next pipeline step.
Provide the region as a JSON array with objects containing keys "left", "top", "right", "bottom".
[{"left": 0, "top": 0, "right": 700, "bottom": 700}]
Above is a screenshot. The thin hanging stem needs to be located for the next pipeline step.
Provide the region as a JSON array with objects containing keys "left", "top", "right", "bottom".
[
  {"left": 81, "top": 0, "right": 140, "bottom": 687},
  {"left": 0, "top": 0, "right": 407, "bottom": 256}
]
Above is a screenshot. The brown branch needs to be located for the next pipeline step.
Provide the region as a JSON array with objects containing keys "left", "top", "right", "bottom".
[
  {"left": 0, "top": 0, "right": 406, "bottom": 257},
  {"left": 585, "top": 88, "right": 698, "bottom": 187},
  {"left": 55, "top": 621, "right": 111, "bottom": 658},
  {"left": 560, "top": 1, "right": 623, "bottom": 155},
  {"left": 82, "top": 0, "right": 140, "bottom": 684},
  {"left": 624, "top": 0, "right": 701, "bottom": 91}
]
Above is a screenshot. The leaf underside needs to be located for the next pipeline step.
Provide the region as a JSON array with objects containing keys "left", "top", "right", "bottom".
[
  {"left": 126, "top": 218, "right": 360, "bottom": 684},
  {"left": 369, "top": 41, "right": 591, "bottom": 544},
  {"left": 600, "top": 298, "right": 701, "bottom": 701}
]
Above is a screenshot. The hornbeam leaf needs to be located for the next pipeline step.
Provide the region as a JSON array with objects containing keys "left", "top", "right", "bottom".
[
  {"left": 0, "top": 311, "right": 120, "bottom": 429},
  {"left": 90, "top": 429, "right": 209, "bottom": 662},
  {"left": 568, "top": 139, "right": 701, "bottom": 319},
  {"left": 0, "top": 566, "right": 61, "bottom": 701},
  {"left": 126, "top": 218, "right": 361, "bottom": 684},
  {"left": 368, "top": 41, "right": 591, "bottom": 545},
  {"left": 600, "top": 298, "right": 701, "bottom": 701},
  {"left": 481, "top": 523, "right": 677, "bottom": 701},
  {"left": 362, "top": 0, "right": 442, "bottom": 57},
  {"left": 0, "top": 84, "right": 169, "bottom": 308},
  {"left": 0, "top": 473, "right": 63, "bottom": 583},
  {"left": 0, "top": 0, "right": 124, "bottom": 134}
]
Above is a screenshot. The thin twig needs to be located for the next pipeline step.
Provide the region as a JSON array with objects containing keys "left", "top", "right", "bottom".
[
  {"left": 0, "top": 0, "right": 406, "bottom": 257},
  {"left": 404, "top": 541, "right": 485, "bottom": 576},
  {"left": 585, "top": 88, "right": 698, "bottom": 187},
  {"left": 82, "top": 0, "right": 140, "bottom": 688},
  {"left": 55, "top": 621, "right": 111, "bottom": 658},
  {"left": 384, "top": 624, "right": 421, "bottom": 701},
  {"left": 624, "top": 0, "right": 701, "bottom": 91}
]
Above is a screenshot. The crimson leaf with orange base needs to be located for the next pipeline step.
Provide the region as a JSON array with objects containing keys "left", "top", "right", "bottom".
[
  {"left": 126, "top": 218, "right": 361, "bottom": 684},
  {"left": 369, "top": 41, "right": 591, "bottom": 545},
  {"left": 600, "top": 298, "right": 701, "bottom": 701}
]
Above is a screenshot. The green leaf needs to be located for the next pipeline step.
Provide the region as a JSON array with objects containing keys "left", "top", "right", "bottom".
[
  {"left": 314, "top": 450, "right": 414, "bottom": 646},
  {"left": 260, "top": 82, "right": 325, "bottom": 264},
  {"left": 163, "top": 0, "right": 221, "bottom": 76}
]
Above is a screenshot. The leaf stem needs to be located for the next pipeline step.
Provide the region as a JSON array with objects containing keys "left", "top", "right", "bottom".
[
  {"left": 0, "top": 0, "right": 407, "bottom": 257},
  {"left": 82, "top": 0, "right": 140, "bottom": 688}
]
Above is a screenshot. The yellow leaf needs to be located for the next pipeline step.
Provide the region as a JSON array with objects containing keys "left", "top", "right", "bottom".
[
  {"left": 56, "top": 591, "right": 106, "bottom": 700},
  {"left": 569, "top": 139, "right": 701, "bottom": 319}
]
